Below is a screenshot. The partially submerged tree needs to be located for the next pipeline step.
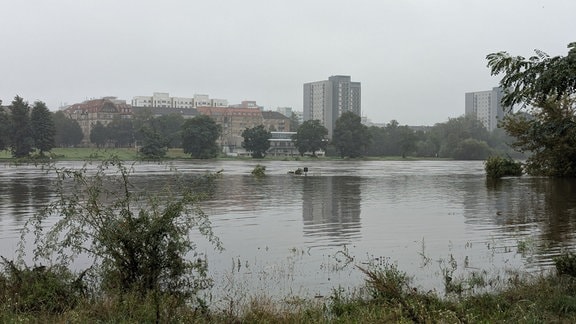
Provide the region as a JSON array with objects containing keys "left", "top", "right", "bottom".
[
  {"left": 487, "top": 42, "right": 576, "bottom": 176},
  {"left": 292, "top": 119, "right": 328, "bottom": 156},
  {"left": 241, "top": 125, "right": 271, "bottom": 158}
]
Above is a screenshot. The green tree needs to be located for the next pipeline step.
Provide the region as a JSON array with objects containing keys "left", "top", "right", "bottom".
[
  {"left": 0, "top": 101, "right": 9, "bottom": 151},
  {"left": 90, "top": 121, "right": 108, "bottom": 148},
  {"left": 487, "top": 42, "right": 576, "bottom": 176},
  {"left": 53, "top": 111, "right": 83, "bottom": 147},
  {"left": 106, "top": 118, "right": 134, "bottom": 148},
  {"left": 181, "top": 115, "right": 221, "bottom": 159},
  {"left": 156, "top": 114, "right": 185, "bottom": 148},
  {"left": 429, "top": 116, "right": 489, "bottom": 158},
  {"left": 139, "top": 126, "right": 167, "bottom": 159},
  {"left": 9, "top": 96, "right": 34, "bottom": 158},
  {"left": 293, "top": 119, "right": 328, "bottom": 156},
  {"left": 452, "top": 138, "right": 492, "bottom": 160},
  {"left": 332, "top": 111, "right": 371, "bottom": 158},
  {"left": 241, "top": 124, "right": 271, "bottom": 158},
  {"left": 30, "top": 101, "right": 56, "bottom": 156}
]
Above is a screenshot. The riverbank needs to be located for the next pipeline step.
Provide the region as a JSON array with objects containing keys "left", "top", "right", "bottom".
[
  {"left": 1, "top": 263, "right": 575, "bottom": 323},
  {"left": 0, "top": 147, "right": 452, "bottom": 162}
]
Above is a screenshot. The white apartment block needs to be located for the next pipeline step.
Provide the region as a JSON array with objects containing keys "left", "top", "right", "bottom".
[
  {"left": 131, "top": 92, "right": 227, "bottom": 109},
  {"left": 465, "top": 87, "right": 504, "bottom": 132}
]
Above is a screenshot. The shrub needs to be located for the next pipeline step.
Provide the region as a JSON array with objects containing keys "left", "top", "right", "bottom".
[
  {"left": 555, "top": 252, "right": 576, "bottom": 277},
  {"left": 251, "top": 164, "right": 266, "bottom": 177},
  {"left": 0, "top": 257, "right": 83, "bottom": 313},
  {"left": 484, "top": 156, "right": 523, "bottom": 178},
  {"left": 20, "top": 157, "right": 222, "bottom": 318}
]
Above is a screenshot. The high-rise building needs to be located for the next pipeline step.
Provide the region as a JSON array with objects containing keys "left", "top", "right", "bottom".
[
  {"left": 303, "top": 75, "right": 361, "bottom": 138},
  {"left": 465, "top": 87, "right": 504, "bottom": 132}
]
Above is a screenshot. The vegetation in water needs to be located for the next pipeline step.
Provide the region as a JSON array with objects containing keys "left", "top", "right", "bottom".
[
  {"left": 484, "top": 155, "right": 523, "bottom": 178},
  {"left": 251, "top": 164, "right": 266, "bottom": 177}
]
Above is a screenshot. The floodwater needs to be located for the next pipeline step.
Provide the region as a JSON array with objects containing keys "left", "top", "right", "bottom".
[{"left": 1, "top": 160, "right": 576, "bottom": 301}]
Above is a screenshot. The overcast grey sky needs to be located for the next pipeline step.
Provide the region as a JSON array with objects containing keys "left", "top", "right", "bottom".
[{"left": 1, "top": 0, "right": 574, "bottom": 125}]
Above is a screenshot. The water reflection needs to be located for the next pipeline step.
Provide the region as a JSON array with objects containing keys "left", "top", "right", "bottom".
[{"left": 302, "top": 176, "right": 362, "bottom": 243}]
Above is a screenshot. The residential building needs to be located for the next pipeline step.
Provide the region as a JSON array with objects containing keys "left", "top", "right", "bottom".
[
  {"left": 131, "top": 106, "right": 199, "bottom": 119},
  {"left": 276, "top": 107, "right": 293, "bottom": 117},
  {"left": 303, "top": 75, "right": 361, "bottom": 138},
  {"left": 64, "top": 97, "right": 132, "bottom": 146},
  {"left": 131, "top": 92, "right": 226, "bottom": 109},
  {"left": 465, "top": 87, "right": 504, "bottom": 132},
  {"left": 262, "top": 110, "right": 291, "bottom": 132},
  {"left": 196, "top": 106, "right": 263, "bottom": 152}
]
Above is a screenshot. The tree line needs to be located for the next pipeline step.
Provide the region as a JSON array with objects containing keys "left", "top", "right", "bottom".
[{"left": 1, "top": 95, "right": 517, "bottom": 160}]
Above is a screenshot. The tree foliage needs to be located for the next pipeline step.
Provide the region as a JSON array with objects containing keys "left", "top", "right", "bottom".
[
  {"left": 293, "top": 119, "right": 328, "bottom": 156},
  {"left": 332, "top": 112, "right": 371, "bottom": 158},
  {"left": 31, "top": 101, "right": 56, "bottom": 156},
  {"left": 9, "top": 96, "right": 34, "bottom": 158},
  {"left": 90, "top": 121, "right": 108, "bottom": 148},
  {"left": 53, "top": 111, "right": 83, "bottom": 147},
  {"left": 181, "top": 115, "right": 222, "bottom": 159},
  {"left": 241, "top": 124, "right": 271, "bottom": 158},
  {"left": 0, "top": 102, "right": 9, "bottom": 151},
  {"left": 487, "top": 42, "right": 576, "bottom": 176},
  {"left": 106, "top": 118, "right": 134, "bottom": 148},
  {"left": 139, "top": 126, "right": 167, "bottom": 159}
]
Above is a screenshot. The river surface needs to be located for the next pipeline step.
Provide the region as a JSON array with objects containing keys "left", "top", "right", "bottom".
[{"left": 1, "top": 160, "right": 576, "bottom": 303}]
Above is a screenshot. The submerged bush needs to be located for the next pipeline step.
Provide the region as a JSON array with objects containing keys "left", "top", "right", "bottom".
[
  {"left": 251, "top": 164, "right": 266, "bottom": 177},
  {"left": 484, "top": 156, "right": 523, "bottom": 178}
]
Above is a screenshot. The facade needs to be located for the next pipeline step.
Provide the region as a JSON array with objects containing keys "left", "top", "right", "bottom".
[
  {"left": 64, "top": 97, "right": 132, "bottom": 146},
  {"left": 267, "top": 132, "right": 298, "bottom": 156},
  {"left": 131, "top": 106, "right": 199, "bottom": 119},
  {"left": 261, "top": 110, "right": 291, "bottom": 132},
  {"left": 131, "top": 92, "right": 226, "bottom": 109},
  {"left": 303, "top": 75, "right": 361, "bottom": 138},
  {"left": 465, "top": 87, "right": 504, "bottom": 132},
  {"left": 196, "top": 106, "right": 263, "bottom": 152}
]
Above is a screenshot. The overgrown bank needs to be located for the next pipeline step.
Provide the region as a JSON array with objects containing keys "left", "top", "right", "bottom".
[{"left": 2, "top": 257, "right": 576, "bottom": 323}]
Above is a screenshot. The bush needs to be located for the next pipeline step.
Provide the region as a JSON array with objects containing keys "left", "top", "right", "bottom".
[
  {"left": 251, "top": 164, "right": 266, "bottom": 177},
  {"left": 555, "top": 252, "right": 576, "bottom": 277},
  {"left": 484, "top": 156, "right": 523, "bottom": 178},
  {"left": 20, "top": 157, "right": 222, "bottom": 317},
  {"left": 0, "top": 257, "right": 83, "bottom": 313}
]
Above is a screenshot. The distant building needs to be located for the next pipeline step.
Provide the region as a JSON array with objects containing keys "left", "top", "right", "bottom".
[
  {"left": 131, "top": 92, "right": 227, "bottom": 109},
  {"left": 131, "top": 106, "right": 199, "bottom": 119},
  {"left": 262, "top": 110, "right": 291, "bottom": 132},
  {"left": 64, "top": 97, "right": 132, "bottom": 146},
  {"left": 303, "top": 75, "right": 361, "bottom": 138},
  {"left": 465, "top": 87, "right": 504, "bottom": 132},
  {"left": 267, "top": 131, "right": 298, "bottom": 156},
  {"left": 196, "top": 106, "right": 263, "bottom": 152},
  {"left": 276, "top": 107, "right": 293, "bottom": 117}
]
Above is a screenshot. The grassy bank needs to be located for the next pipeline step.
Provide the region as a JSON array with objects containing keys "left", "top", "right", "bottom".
[
  {"left": 0, "top": 147, "right": 451, "bottom": 162},
  {"left": 1, "top": 263, "right": 575, "bottom": 323}
]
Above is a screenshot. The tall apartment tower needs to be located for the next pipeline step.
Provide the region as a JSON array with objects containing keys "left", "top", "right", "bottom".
[
  {"left": 303, "top": 75, "right": 361, "bottom": 138},
  {"left": 465, "top": 87, "right": 504, "bottom": 132}
]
